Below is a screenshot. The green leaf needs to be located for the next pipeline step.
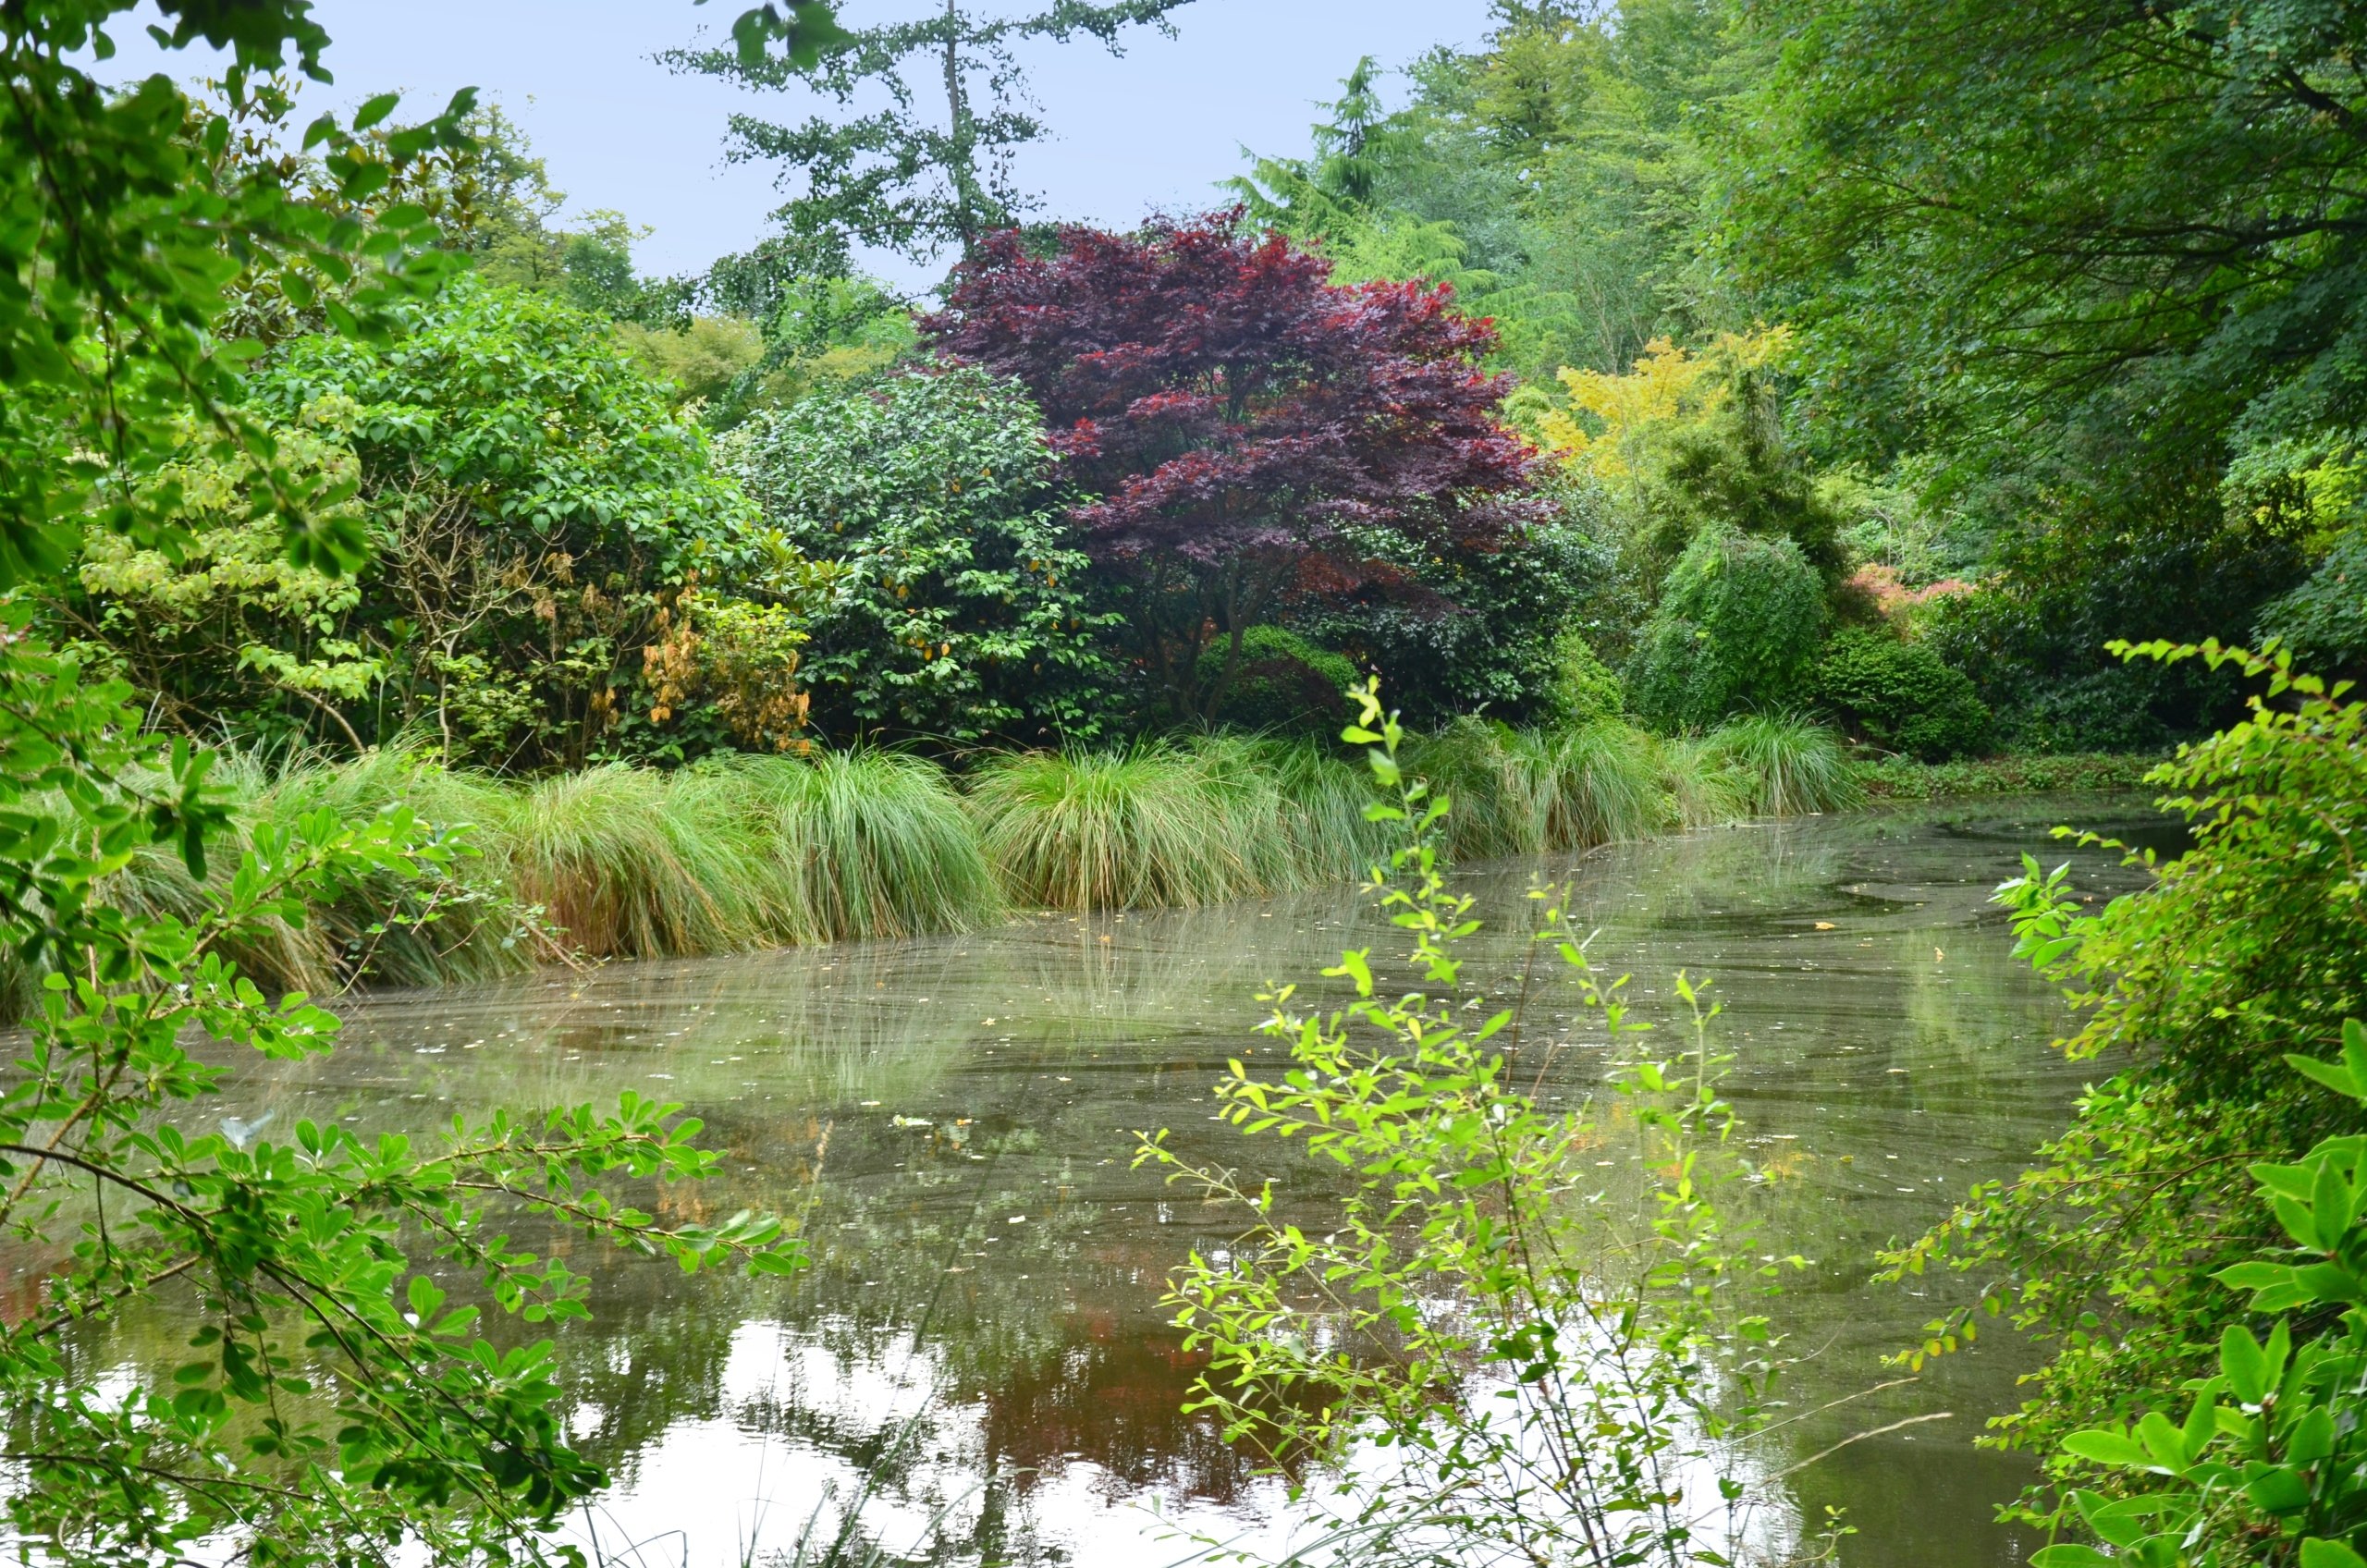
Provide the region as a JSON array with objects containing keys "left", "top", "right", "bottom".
[
  {"left": 2289, "top": 1052, "right": 2363, "bottom": 1101},
  {"left": 2223, "top": 1325, "right": 2268, "bottom": 1403},
  {"left": 2300, "top": 1540, "right": 2367, "bottom": 1568},
  {"left": 2247, "top": 1464, "right": 2312, "bottom": 1513},
  {"left": 2062, "top": 1429, "right": 2154, "bottom": 1470},
  {"left": 2030, "top": 1547, "right": 2116, "bottom": 1568},
  {"left": 351, "top": 92, "right": 400, "bottom": 131}
]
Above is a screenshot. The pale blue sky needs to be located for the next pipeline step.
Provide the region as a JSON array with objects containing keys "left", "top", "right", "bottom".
[{"left": 101, "top": 1, "right": 1495, "bottom": 289}]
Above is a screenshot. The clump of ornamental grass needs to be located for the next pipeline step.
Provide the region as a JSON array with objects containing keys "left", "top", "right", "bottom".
[
  {"left": 1404, "top": 717, "right": 1551, "bottom": 861},
  {"left": 1251, "top": 733, "right": 1395, "bottom": 884},
  {"left": 1537, "top": 720, "right": 1674, "bottom": 850},
  {"left": 727, "top": 749, "right": 1000, "bottom": 941},
  {"left": 252, "top": 744, "right": 540, "bottom": 987},
  {"left": 1176, "top": 733, "right": 1304, "bottom": 891},
  {"left": 1658, "top": 737, "right": 1757, "bottom": 829},
  {"left": 501, "top": 764, "right": 778, "bottom": 959},
  {"left": 1702, "top": 714, "right": 1864, "bottom": 816},
  {"left": 966, "top": 742, "right": 1269, "bottom": 910},
  {"left": 37, "top": 741, "right": 529, "bottom": 1002}
]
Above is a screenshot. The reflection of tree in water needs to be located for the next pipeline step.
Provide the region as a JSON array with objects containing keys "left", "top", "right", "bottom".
[
  {"left": 555, "top": 1285, "right": 758, "bottom": 1488},
  {"left": 971, "top": 1318, "right": 1242, "bottom": 1501}
]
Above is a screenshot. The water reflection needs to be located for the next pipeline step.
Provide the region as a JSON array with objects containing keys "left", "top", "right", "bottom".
[{"left": 78, "top": 796, "right": 2176, "bottom": 1566}]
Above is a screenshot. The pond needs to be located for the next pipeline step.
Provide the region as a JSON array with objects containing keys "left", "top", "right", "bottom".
[{"left": 129, "top": 794, "right": 2182, "bottom": 1566}]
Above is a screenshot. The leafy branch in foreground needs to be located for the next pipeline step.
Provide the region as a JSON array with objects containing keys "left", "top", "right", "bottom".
[
  {"left": 1884, "top": 642, "right": 2367, "bottom": 1527},
  {"left": 1134, "top": 681, "right": 1812, "bottom": 1568},
  {"left": 2030, "top": 1021, "right": 2367, "bottom": 1568},
  {"left": 0, "top": 658, "right": 804, "bottom": 1563}
]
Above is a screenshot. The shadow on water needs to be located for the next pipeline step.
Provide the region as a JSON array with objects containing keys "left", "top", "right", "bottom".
[{"left": 53, "top": 792, "right": 2177, "bottom": 1566}]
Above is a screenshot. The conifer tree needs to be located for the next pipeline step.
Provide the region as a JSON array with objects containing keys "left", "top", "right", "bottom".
[{"left": 670, "top": 0, "right": 1191, "bottom": 275}]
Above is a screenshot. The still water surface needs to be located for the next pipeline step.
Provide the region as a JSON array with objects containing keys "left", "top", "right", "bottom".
[{"left": 204, "top": 794, "right": 2177, "bottom": 1566}]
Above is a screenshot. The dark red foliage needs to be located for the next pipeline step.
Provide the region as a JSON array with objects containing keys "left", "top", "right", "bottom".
[{"left": 926, "top": 206, "right": 1533, "bottom": 554}]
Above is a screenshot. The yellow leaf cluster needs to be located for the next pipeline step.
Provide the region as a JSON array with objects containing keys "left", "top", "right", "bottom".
[{"left": 1538, "top": 325, "right": 1794, "bottom": 482}]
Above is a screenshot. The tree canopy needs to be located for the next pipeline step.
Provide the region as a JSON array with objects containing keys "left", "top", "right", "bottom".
[
  {"left": 924, "top": 210, "right": 1540, "bottom": 718},
  {"left": 1725, "top": 0, "right": 2367, "bottom": 476}
]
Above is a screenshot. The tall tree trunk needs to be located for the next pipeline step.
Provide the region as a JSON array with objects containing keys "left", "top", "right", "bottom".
[
  {"left": 1196, "top": 560, "right": 1280, "bottom": 726},
  {"left": 942, "top": 0, "right": 980, "bottom": 255}
]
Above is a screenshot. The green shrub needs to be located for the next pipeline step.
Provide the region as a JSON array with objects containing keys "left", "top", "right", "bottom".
[
  {"left": 1919, "top": 523, "right": 2277, "bottom": 753},
  {"left": 1141, "top": 689, "right": 1800, "bottom": 1568},
  {"left": 1855, "top": 752, "right": 2160, "bottom": 800},
  {"left": 1993, "top": 666, "right": 2181, "bottom": 754},
  {"left": 716, "top": 366, "right": 1121, "bottom": 745},
  {"left": 1814, "top": 627, "right": 1992, "bottom": 760},
  {"left": 1626, "top": 528, "right": 1827, "bottom": 731},
  {"left": 2031, "top": 1029, "right": 2367, "bottom": 1568},
  {"left": 240, "top": 277, "right": 781, "bottom": 769},
  {"left": 1306, "top": 504, "right": 1624, "bottom": 728},
  {"left": 1196, "top": 625, "right": 1357, "bottom": 733},
  {"left": 1544, "top": 626, "right": 1628, "bottom": 727},
  {"left": 1890, "top": 643, "right": 2367, "bottom": 1524}
]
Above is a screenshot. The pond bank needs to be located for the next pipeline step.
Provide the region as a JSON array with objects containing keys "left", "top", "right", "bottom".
[
  {"left": 1854, "top": 750, "right": 2161, "bottom": 800},
  {"left": 74, "top": 727, "right": 2162, "bottom": 1011}
]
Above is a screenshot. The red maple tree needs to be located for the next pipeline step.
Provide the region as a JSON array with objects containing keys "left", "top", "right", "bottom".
[{"left": 921, "top": 209, "right": 1539, "bottom": 718}]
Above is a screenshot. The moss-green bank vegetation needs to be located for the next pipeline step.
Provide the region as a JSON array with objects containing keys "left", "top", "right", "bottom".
[{"left": 1851, "top": 751, "right": 2163, "bottom": 801}]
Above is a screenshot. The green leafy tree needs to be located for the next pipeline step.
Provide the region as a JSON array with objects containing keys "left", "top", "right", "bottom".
[
  {"left": 669, "top": 269, "right": 919, "bottom": 429},
  {"left": 1725, "top": 0, "right": 2367, "bottom": 476},
  {"left": 716, "top": 365, "right": 1119, "bottom": 744},
  {"left": 444, "top": 104, "right": 654, "bottom": 320},
  {"left": 1233, "top": 4, "right": 1754, "bottom": 384},
  {"left": 0, "top": 1, "right": 834, "bottom": 1560},
  {"left": 614, "top": 312, "right": 768, "bottom": 407},
  {"left": 67, "top": 278, "right": 830, "bottom": 768},
  {"left": 1719, "top": 0, "right": 2365, "bottom": 741},
  {"left": 668, "top": 0, "right": 1190, "bottom": 273},
  {"left": 1191, "top": 624, "right": 1356, "bottom": 733},
  {"left": 1227, "top": 55, "right": 1404, "bottom": 237}
]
